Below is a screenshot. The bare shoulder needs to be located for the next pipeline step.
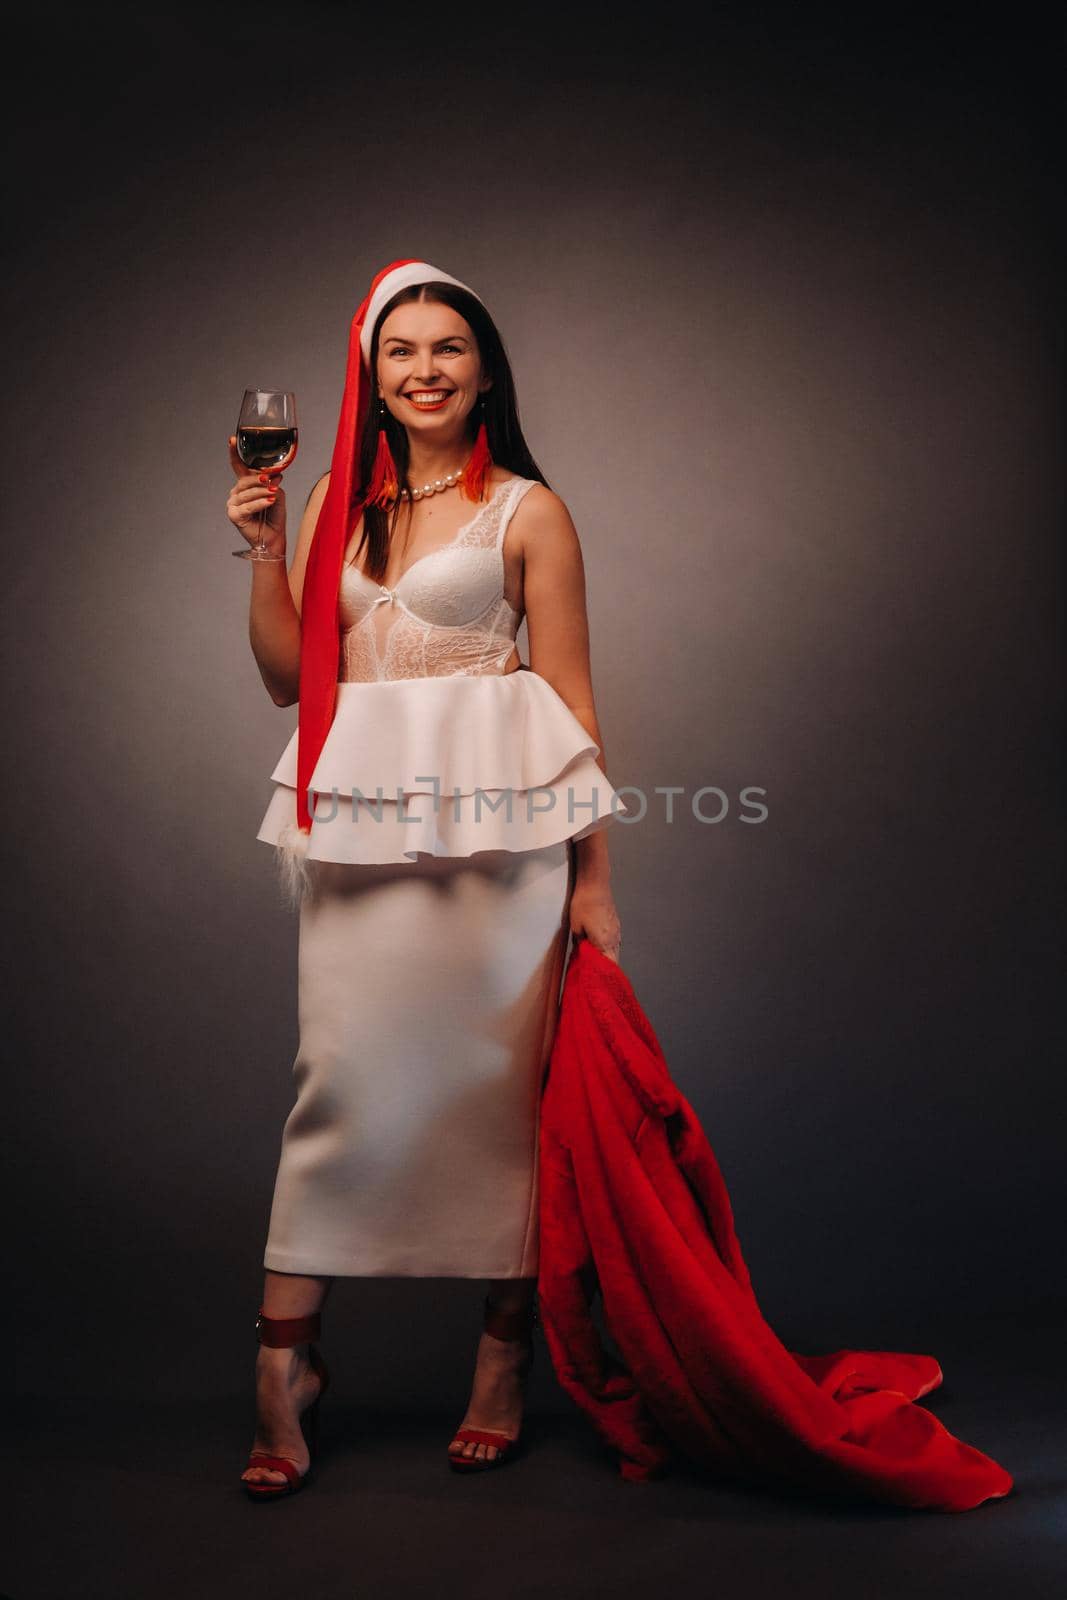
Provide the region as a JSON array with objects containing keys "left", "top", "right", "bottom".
[
  {"left": 508, "top": 480, "right": 582, "bottom": 563},
  {"left": 288, "top": 471, "right": 333, "bottom": 616},
  {"left": 306, "top": 471, "right": 330, "bottom": 509}
]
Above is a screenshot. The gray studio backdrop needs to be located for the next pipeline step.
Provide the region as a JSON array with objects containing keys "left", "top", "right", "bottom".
[{"left": 7, "top": 7, "right": 1062, "bottom": 1402}]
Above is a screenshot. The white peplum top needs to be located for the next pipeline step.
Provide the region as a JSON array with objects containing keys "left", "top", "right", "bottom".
[{"left": 255, "top": 476, "right": 629, "bottom": 898}]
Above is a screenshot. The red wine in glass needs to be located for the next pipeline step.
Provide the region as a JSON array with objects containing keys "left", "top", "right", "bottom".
[{"left": 233, "top": 389, "right": 298, "bottom": 560}]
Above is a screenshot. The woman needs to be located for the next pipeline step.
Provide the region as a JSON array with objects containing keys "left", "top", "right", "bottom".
[{"left": 227, "top": 259, "right": 627, "bottom": 1496}]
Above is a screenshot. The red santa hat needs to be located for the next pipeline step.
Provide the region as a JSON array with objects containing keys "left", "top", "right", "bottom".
[{"left": 295, "top": 258, "right": 485, "bottom": 834}]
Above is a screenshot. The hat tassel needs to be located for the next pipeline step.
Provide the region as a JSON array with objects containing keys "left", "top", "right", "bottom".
[{"left": 274, "top": 819, "right": 314, "bottom": 909}]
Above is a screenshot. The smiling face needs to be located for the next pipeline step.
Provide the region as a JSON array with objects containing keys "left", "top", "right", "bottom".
[{"left": 376, "top": 298, "right": 490, "bottom": 443}]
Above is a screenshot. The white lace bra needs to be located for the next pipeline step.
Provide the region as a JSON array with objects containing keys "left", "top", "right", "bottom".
[{"left": 338, "top": 476, "right": 536, "bottom": 682}]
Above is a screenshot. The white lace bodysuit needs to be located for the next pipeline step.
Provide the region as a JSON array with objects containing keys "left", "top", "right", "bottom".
[{"left": 339, "top": 477, "right": 529, "bottom": 682}]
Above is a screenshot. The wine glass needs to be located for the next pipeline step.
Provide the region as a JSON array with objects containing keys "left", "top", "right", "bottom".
[{"left": 232, "top": 389, "right": 299, "bottom": 561}]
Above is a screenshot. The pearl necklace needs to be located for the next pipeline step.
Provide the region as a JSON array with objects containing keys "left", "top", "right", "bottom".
[{"left": 397, "top": 466, "right": 467, "bottom": 503}]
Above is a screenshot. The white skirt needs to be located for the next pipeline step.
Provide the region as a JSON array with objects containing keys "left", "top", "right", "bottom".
[{"left": 262, "top": 838, "right": 574, "bottom": 1278}]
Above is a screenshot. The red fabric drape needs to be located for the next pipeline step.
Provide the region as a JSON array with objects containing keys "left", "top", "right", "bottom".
[{"left": 537, "top": 937, "right": 1014, "bottom": 1511}]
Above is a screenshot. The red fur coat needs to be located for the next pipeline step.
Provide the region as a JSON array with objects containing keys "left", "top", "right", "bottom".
[{"left": 536, "top": 937, "right": 1014, "bottom": 1512}]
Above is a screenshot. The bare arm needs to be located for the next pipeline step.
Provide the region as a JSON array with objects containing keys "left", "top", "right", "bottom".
[
  {"left": 248, "top": 471, "right": 330, "bottom": 707},
  {"left": 520, "top": 486, "right": 614, "bottom": 893}
]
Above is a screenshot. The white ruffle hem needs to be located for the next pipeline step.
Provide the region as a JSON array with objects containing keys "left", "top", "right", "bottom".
[{"left": 256, "top": 670, "right": 629, "bottom": 901}]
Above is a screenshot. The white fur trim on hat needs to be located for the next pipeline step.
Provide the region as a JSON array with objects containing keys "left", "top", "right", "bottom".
[{"left": 359, "top": 261, "right": 484, "bottom": 367}]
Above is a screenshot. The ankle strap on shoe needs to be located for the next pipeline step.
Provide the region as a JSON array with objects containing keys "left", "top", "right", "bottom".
[
  {"left": 255, "top": 1306, "right": 322, "bottom": 1347},
  {"left": 483, "top": 1293, "right": 536, "bottom": 1342}
]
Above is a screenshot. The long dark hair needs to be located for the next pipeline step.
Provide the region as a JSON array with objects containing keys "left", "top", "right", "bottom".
[{"left": 350, "top": 281, "right": 550, "bottom": 583}]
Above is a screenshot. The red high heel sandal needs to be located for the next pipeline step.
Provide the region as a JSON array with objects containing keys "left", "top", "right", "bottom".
[
  {"left": 241, "top": 1306, "right": 330, "bottom": 1500},
  {"left": 448, "top": 1292, "right": 536, "bottom": 1472}
]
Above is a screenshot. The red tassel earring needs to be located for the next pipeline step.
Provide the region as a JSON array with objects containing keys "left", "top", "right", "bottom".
[
  {"left": 461, "top": 398, "right": 493, "bottom": 503},
  {"left": 367, "top": 400, "right": 399, "bottom": 508}
]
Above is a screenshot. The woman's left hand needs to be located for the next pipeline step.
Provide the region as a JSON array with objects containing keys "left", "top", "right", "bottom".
[{"left": 569, "top": 880, "right": 622, "bottom": 964}]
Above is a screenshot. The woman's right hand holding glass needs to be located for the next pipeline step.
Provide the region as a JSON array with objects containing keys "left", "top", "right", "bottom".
[{"left": 227, "top": 435, "right": 288, "bottom": 561}]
